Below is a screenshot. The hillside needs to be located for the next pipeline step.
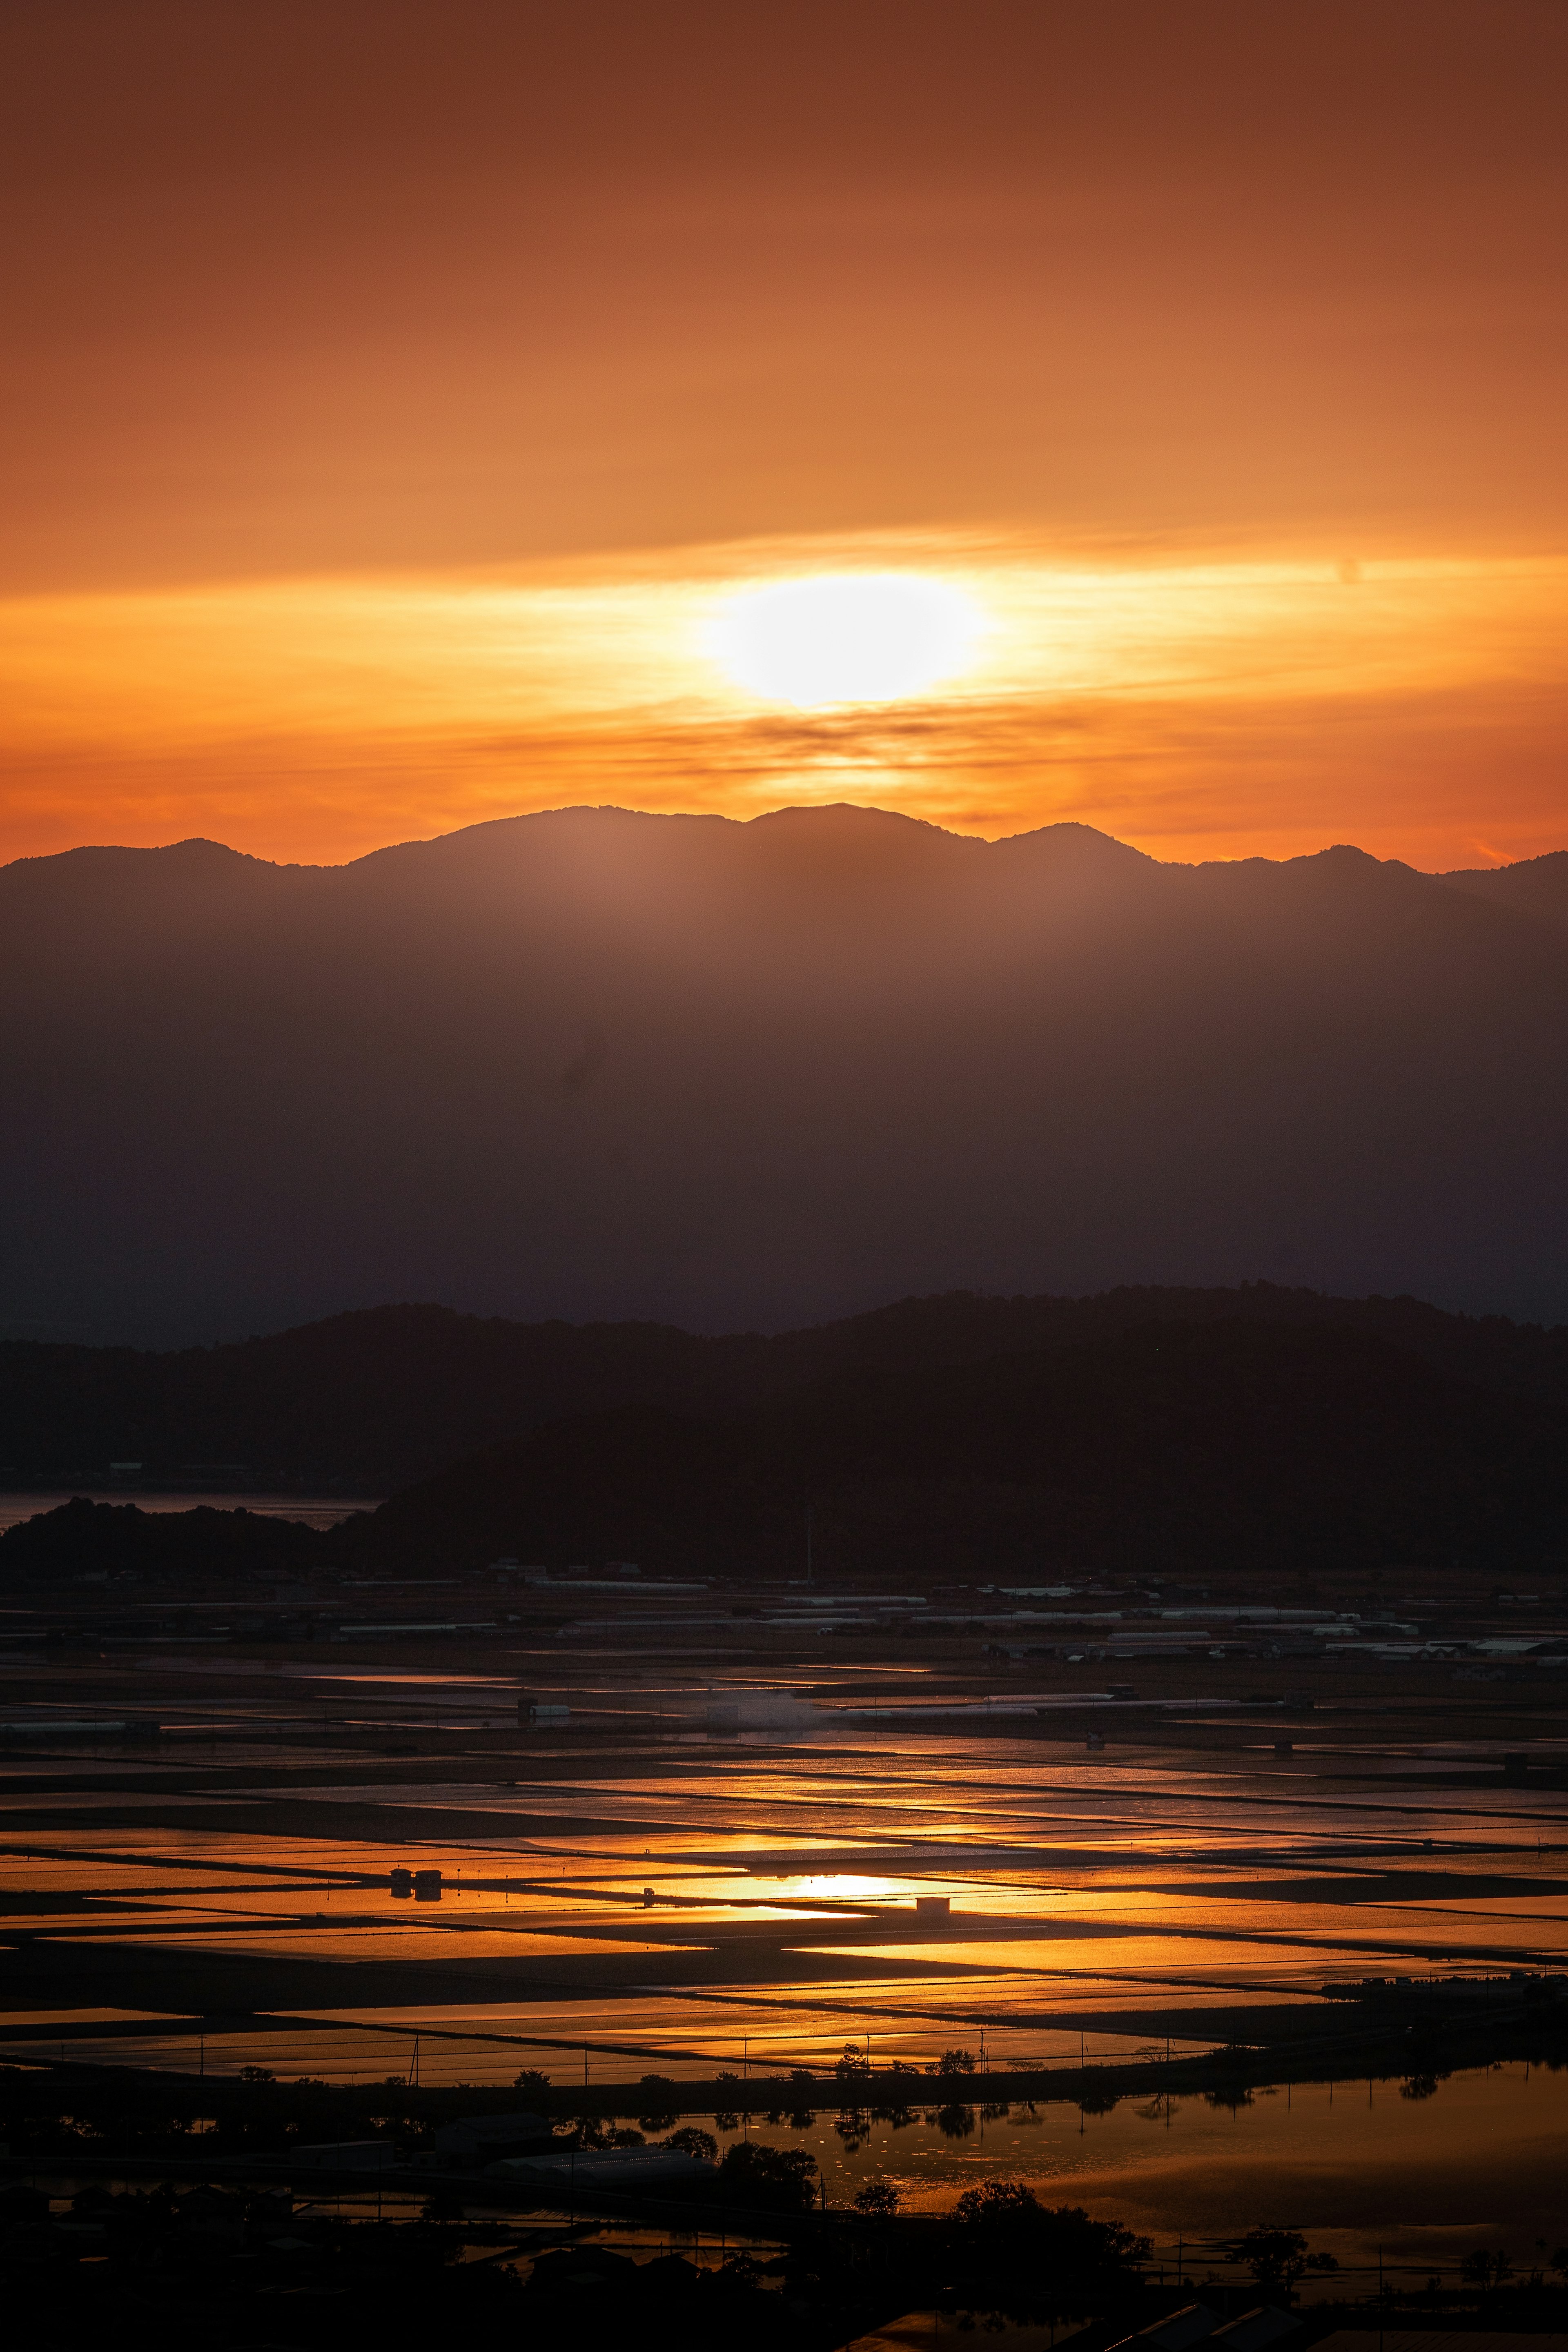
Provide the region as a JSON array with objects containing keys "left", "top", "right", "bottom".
[
  {"left": 3, "top": 1283, "right": 1566, "bottom": 1490},
  {"left": 2, "top": 806, "right": 1567, "bottom": 1347},
  {"left": 359, "top": 1319, "right": 1566, "bottom": 1578},
  {"left": 4, "top": 1315, "right": 1562, "bottom": 1581}
]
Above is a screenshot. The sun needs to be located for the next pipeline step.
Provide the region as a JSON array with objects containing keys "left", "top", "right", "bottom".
[{"left": 705, "top": 571, "right": 983, "bottom": 708}]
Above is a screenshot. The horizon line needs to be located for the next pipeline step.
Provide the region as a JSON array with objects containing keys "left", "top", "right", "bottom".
[{"left": 5, "top": 800, "right": 1564, "bottom": 880}]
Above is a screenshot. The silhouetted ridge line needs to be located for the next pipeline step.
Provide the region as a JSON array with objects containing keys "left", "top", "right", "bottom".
[
  {"left": 2, "top": 1280, "right": 1566, "bottom": 1487},
  {"left": 2, "top": 803, "right": 1566, "bottom": 1346},
  {"left": 4, "top": 1314, "right": 1562, "bottom": 1581}
]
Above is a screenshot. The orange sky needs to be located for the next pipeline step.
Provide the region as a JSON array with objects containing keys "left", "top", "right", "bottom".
[{"left": 3, "top": 1, "right": 1565, "bottom": 870}]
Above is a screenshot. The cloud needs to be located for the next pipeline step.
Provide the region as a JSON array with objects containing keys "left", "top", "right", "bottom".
[{"left": 2, "top": 537, "right": 1564, "bottom": 868}]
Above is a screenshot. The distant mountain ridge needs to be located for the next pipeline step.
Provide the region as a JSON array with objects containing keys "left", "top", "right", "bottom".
[
  {"left": 2, "top": 1283, "right": 1565, "bottom": 1490},
  {"left": 1439, "top": 848, "right": 1568, "bottom": 924},
  {"left": 3, "top": 804, "right": 1566, "bottom": 1344}
]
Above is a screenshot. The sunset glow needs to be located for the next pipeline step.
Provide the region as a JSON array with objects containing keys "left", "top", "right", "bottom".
[
  {"left": 5, "top": 17, "right": 1568, "bottom": 2283},
  {"left": 3, "top": 539, "right": 1563, "bottom": 869},
  {"left": 706, "top": 572, "right": 983, "bottom": 708},
  {"left": 2, "top": 6, "right": 1562, "bottom": 874}
]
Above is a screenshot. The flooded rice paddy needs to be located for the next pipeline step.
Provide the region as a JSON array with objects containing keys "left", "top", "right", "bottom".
[{"left": 2, "top": 1552, "right": 1566, "bottom": 2274}]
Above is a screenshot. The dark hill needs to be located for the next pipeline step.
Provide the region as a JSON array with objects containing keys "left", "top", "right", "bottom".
[
  {"left": 3, "top": 804, "right": 1567, "bottom": 1346},
  {"left": 363, "top": 1319, "right": 1566, "bottom": 1578},
  {"left": 5, "top": 1316, "right": 1562, "bottom": 1581},
  {"left": 4, "top": 1283, "right": 1567, "bottom": 1490},
  {"left": 1440, "top": 849, "right": 1568, "bottom": 926}
]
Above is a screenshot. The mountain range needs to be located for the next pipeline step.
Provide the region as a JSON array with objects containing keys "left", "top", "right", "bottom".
[{"left": 3, "top": 804, "right": 1567, "bottom": 1345}]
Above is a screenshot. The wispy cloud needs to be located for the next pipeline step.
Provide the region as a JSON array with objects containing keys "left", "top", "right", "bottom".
[{"left": 3, "top": 532, "right": 1565, "bottom": 868}]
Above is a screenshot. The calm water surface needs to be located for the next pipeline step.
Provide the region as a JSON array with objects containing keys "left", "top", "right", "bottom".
[{"left": 2, "top": 1626, "right": 1564, "bottom": 2294}]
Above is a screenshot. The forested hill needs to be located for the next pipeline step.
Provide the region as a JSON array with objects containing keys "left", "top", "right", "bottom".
[
  {"left": 2, "top": 1283, "right": 1566, "bottom": 1491},
  {"left": 4, "top": 1315, "right": 1564, "bottom": 1581}
]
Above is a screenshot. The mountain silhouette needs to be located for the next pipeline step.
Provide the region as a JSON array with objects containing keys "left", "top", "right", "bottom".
[
  {"left": 3, "top": 1284, "right": 1566, "bottom": 1490},
  {"left": 3, "top": 804, "right": 1566, "bottom": 1345},
  {"left": 363, "top": 1319, "right": 1565, "bottom": 1578},
  {"left": 5, "top": 1314, "right": 1561, "bottom": 1579}
]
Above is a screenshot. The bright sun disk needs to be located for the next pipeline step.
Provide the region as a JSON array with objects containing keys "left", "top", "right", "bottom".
[{"left": 706, "top": 571, "right": 982, "bottom": 708}]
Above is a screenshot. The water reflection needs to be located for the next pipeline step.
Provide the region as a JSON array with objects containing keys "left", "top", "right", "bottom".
[
  {"left": 2, "top": 1607, "right": 1564, "bottom": 2296},
  {"left": 706, "top": 2060, "right": 1568, "bottom": 2287}
]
